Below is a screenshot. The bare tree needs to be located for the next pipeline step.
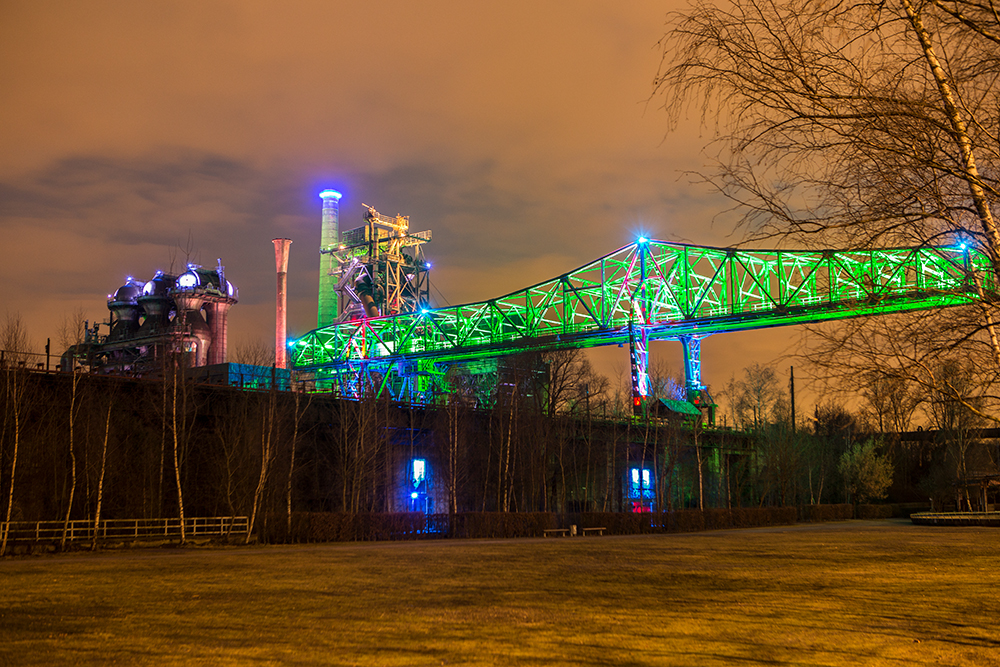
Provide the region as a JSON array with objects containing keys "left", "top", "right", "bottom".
[
  {"left": 659, "top": 1, "right": 1000, "bottom": 257},
  {"left": 724, "top": 363, "right": 783, "bottom": 430},
  {"left": 805, "top": 310, "right": 1000, "bottom": 424},
  {"left": 56, "top": 307, "right": 88, "bottom": 354},
  {"left": 286, "top": 381, "right": 311, "bottom": 537},
  {"left": 927, "top": 359, "right": 984, "bottom": 508},
  {"left": 91, "top": 391, "right": 115, "bottom": 551},
  {"left": 1, "top": 314, "right": 32, "bottom": 556},
  {"left": 812, "top": 402, "right": 862, "bottom": 504},
  {"left": 658, "top": 0, "right": 1000, "bottom": 396},
  {"left": 861, "top": 372, "right": 920, "bottom": 436},
  {"left": 59, "top": 368, "right": 84, "bottom": 550},
  {"left": 162, "top": 347, "right": 198, "bottom": 544},
  {"left": 541, "top": 349, "right": 593, "bottom": 416},
  {"left": 247, "top": 378, "right": 278, "bottom": 543}
]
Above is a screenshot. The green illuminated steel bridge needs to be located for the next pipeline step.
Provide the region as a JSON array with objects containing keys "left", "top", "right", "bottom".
[{"left": 290, "top": 240, "right": 996, "bottom": 402}]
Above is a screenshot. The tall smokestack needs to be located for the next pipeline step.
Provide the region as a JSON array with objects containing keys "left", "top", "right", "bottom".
[
  {"left": 318, "top": 189, "right": 342, "bottom": 327},
  {"left": 273, "top": 238, "right": 292, "bottom": 370}
]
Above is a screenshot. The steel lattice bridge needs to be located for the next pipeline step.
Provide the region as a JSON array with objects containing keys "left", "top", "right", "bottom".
[{"left": 290, "top": 240, "right": 996, "bottom": 405}]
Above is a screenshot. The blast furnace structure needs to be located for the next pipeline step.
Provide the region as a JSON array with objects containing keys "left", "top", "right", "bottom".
[
  {"left": 317, "top": 189, "right": 432, "bottom": 325},
  {"left": 63, "top": 262, "right": 238, "bottom": 375}
]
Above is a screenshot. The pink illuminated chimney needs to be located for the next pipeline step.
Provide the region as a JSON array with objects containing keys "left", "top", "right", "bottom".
[{"left": 273, "top": 238, "right": 292, "bottom": 369}]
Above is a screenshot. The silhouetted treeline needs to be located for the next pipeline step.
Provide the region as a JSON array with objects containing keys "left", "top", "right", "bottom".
[
  {"left": 4, "top": 353, "right": 994, "bottom": 552},
  {"left": 0, "top": 363, "right": 756, "bottom": 536}
]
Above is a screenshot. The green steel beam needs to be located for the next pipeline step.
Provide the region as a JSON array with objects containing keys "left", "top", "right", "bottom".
[{"left": 291, "top": 241, "right": 995, "bottom": 375}]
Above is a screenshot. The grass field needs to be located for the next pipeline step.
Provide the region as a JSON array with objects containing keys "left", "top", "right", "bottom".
[{"left": 1, "top": 519, "right": 998, "bottom": 666}]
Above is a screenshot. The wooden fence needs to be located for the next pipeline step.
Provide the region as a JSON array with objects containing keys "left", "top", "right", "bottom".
[{"left": 0, "top": 516, "right": 248, "bottom": 544}]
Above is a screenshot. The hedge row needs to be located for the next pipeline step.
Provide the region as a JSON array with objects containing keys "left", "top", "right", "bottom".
[
  {"left": 263, "top": 512, "right": 426, "bottom": 543},
  {"left": 263, "top": 504, "right": 897, "bottom": 543},
  {"left": 854, "top": 504, "right": 894, "bottom": 519},
  {"left": 446, "top": 512, "right": 557, "bottom": 539},
  {"left": 798, "top": 504, "right": 855, "bottom": 523},
  {"left": 796, "top": 504, "right": 895, "bottom": 522}
]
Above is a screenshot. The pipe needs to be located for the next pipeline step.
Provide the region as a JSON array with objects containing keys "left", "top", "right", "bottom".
[{"left": 273, "top": 238, "right": 292, "bottom": 370}]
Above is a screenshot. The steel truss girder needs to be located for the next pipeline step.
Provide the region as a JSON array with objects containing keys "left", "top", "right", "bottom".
[{"left": 292, "top": 241, "right": 993, "bottom": 375}]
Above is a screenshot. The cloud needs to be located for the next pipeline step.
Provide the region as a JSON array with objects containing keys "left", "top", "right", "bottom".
[{"left": 0, "top": 0, "right": 806, "bottom": 397}]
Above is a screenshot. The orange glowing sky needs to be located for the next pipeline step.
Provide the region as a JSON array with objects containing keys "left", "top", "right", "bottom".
[{"left": 0, "top": 1, "right": 804, "bottom": 397}]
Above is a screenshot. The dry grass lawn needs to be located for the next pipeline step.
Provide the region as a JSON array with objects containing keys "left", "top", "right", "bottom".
[{"left": 1, "top": 519, "right": 998, "bottom": 666}]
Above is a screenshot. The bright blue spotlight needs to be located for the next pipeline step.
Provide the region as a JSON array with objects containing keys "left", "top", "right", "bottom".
[
  {"left": 425, "top": 262, "right": 432, "bottom": 269},
  {"left": 319, "top": 189, "right": 342, "bottom": 200},
  {"left": 420, "top": 308, "right": 430, "bottom": 315},
  {"left": 637, "top": 236, "right": 648, "bottom": 244},
  {"left": 411, "top": 492, "right": 419, "bottom": 499}
]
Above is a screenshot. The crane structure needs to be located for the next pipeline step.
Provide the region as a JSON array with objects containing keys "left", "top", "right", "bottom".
[
  {"left": 291, "top": 239, "right": 995, "bottom": 411},
  {"left": 325, "top": 203, "right": 432, "bottom": 322}
]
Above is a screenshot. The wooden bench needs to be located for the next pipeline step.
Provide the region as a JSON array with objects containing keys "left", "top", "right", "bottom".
[
  {"left": 543, "top": 528, "right": 570, "bottom": 537},
  {"left": 582, "top": 527, "right": 606, "bottom": 536}
]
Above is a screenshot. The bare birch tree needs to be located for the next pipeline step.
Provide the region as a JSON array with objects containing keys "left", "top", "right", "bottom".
[
  {"left": 659, "top": 0, "right": 1000, "bottom": 254},
  {"left": 247, "top": 375, "right": 278, "bottom": 543},
  {"left": 1, "top": 314, "right": 32, "bottom": 556},
  {"left": 286, "top": 381, "right": 311, "bottom": 538},
  {"left": 60, "top": 368, "right": 84, "bottom": 550},
  {"left": 658, "top": 0, "right": 1000, "bottom": 399},
  {"left": 91, "top": 396, "right": 114, "bottom": 551}
]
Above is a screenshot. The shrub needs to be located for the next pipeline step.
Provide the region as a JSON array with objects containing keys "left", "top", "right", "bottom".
[
  {"left": 799, "top": 504, "right": 854, "bottom": 523},
  {"left": 449, "top": 512, "right": 556, "bottom": 539},
  {"left": 578, "top": 512, "right": 653, "bottom": 535},
  {"left": 270, "top": 512, "right": 426, "bottom": 543},
  {"left": 667, "top": 509, "right": 706, "bottom": 533},
  {"left": 703, "top": 508, "right": 731, "bottom": 530},
  {"left": 854, "top": 504, "right": 893, "bottom": 520},
  {"left": 839, "top": 439, "right": 894, "bottom": 504}
]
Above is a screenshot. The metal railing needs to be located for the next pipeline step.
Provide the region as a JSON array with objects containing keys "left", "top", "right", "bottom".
[{"left": 0, "top": 516, "right": 249, "bottom": 543}]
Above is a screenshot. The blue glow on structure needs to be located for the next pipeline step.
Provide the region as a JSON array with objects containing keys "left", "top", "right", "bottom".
[
  {"left": 319, "top": 189, "right": 342, "bottom": 200},
  {"left": 628, "top": 467, "right": 654, "bottom": 500}
]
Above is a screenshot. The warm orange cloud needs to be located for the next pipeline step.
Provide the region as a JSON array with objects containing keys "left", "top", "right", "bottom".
[{"left": 0, "top": 1, "right": 803, "bottom": 399}]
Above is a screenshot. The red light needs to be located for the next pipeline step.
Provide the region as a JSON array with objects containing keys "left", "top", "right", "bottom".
[{"left": 633, "top": 397, "right": 641, "bottom": 406}]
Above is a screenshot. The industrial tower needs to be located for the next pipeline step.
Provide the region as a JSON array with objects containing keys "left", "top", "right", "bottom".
[
  {"left": 317, "top": 189, "right": 342, "bottom": 327},
  {"left": 318, "top": 191, "right": 432, "bottom": 323}
]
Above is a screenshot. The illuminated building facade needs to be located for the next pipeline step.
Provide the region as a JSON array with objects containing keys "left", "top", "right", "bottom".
[{"left": 62, "top": 262, "right": 238, "bottom": 375}]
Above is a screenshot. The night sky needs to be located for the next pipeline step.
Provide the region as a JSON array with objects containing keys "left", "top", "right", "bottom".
[{"left": 1, "top": 1, "right": 801, "bottom": 396}]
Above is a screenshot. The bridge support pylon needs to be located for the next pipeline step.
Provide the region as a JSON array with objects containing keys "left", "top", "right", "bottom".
[
  {"left": 628, "top": 322, "right": 650, "bottom": 417},
  {"left": 680, "top": 335, "right": 705, "bottom": 399},
  {"left": 681, "top": 334, "right": 715, "bottom": 425}
]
